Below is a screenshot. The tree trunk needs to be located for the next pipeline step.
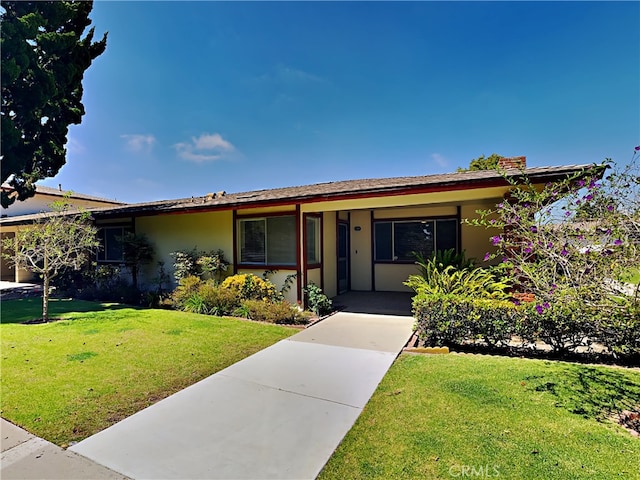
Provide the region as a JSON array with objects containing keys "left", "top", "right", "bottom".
[
  {"left": 42, "top": 245, "right": 49, "bottom": 322},
  {"left": 42, "top": 273, "right": 50, "bottom": 322}
]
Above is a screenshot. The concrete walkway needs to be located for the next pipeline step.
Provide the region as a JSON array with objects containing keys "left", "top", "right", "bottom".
[
  {"left": 2, "top": 311, "right": 413, "bottom": 479},
  {"left": 1, "top": 418, "right": 126, "bottom": 479}
]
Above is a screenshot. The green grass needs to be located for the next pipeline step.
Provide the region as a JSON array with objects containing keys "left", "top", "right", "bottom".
[
  {"left": 320, "top": 354, "right": 640, "bottom": 480},
  {"left": 1, "top": 298, "right": 298, "bottom": 445}
]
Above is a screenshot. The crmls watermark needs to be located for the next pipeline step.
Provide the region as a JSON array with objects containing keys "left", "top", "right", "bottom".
[{"left": 449, "top": 464, "right": 500, "bottom": 477}]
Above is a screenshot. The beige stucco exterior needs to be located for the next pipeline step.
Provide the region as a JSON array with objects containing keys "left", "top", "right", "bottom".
[
  {"left": 100, "top": 185, "right": 509, "bottom": 304},
  {"left": 0, "top": 178, "right": 512, "bottom": 303}
]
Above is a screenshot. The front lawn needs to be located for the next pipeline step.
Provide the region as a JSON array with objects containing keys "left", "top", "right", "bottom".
[
  {"left": 320, "top": 353, "right": 640, "bottom": 480},
  {"left": 0, "top": 298, "right": 298, "bottom": 445}
]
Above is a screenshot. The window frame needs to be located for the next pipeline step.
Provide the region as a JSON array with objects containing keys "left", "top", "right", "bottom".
[
  {"left": 373, "top": 216, "right": 460, "bottom": 264},
  {"left": 96, "top": 225, "right": 133, "bottom": 263},
  {"left": 237, "top": 213, "right": 298, "bottom": 267},
  {"left": 304, "top": 214, "right": 322, "bottom": 268}
]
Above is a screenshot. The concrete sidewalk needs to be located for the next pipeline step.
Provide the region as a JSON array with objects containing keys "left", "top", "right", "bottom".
[
  {"left": 71, "top": 312, "right": 413, "bottom": 479},
  {"left": 3, "top": 311, "right": 413, "bottom": 479},
  {"left": 1, "top": 418, "right": 127, "bottom": 479}
]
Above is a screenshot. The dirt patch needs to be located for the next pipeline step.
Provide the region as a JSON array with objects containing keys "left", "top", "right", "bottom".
[{"left": 615, "top": 410, "right": 640, "bottom": 437}]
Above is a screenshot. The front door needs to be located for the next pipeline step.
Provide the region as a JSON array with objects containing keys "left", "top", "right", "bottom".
[{"left": 337, "top": 222, "right": 349, "bottom": 294}]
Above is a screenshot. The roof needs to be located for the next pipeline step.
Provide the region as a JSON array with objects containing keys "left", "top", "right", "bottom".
[
  {"left": 0, "top": 163, "right": 603, "bottom": 225},
  {"left": 1, "top": 183, "right": 125, "bottom": 206}
]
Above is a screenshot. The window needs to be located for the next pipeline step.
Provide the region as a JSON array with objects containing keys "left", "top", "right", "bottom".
[
  {"left": 238, "top": 215, "right": 296, "bottom": 265},
  {"left": 374, "top": 218, "right": 458, "bottom": 262},
  {"left": 96, "top": 226, "right": 132, "bottom": 262},
  {"left": 306, "top": 216, "right": 321, "bottom": 265}
]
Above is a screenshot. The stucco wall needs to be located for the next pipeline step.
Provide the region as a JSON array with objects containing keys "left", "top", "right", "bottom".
[
  {"left": 135, "top": 210, "right": 234, "bottom": 290},
  {"left": 374, "top": 264, "right": 417, "bottom": 292},
  {"left": 460, "top": 201, "right": 502, "bottom": 263},
  {"left": 237, "top": 268, "right": 298, "bottom": 304}
]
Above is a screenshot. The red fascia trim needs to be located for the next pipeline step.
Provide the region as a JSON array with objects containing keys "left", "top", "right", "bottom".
[{"left": 295, "top": 205, "right": 302, "bottom": 303}]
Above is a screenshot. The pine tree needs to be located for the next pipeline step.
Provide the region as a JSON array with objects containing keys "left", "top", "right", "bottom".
[{"left": 1, "top": 1, "right": 107, "bottom": 207}]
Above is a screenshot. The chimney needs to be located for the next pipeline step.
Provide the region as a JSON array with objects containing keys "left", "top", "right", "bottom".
[{"left": 497, "top": 156, "right": 526, "bottom": 170}]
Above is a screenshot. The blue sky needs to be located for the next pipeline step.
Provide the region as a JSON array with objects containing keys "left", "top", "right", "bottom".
[{"left": 41, "top": 1, "right": 639, "bottom": 204}]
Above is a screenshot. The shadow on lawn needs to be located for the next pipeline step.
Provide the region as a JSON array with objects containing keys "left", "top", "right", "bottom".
[
  {"left": 0, "top": 297, "right": 134, "bottom": 324},
  {"left": 525, "top": 363, "right": 640, "bottom": 423}
]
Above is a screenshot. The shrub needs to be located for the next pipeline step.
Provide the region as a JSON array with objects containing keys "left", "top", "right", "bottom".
[
  {"left": 240, "top": 299, "right": 310, "bottom": 325},
  {"left": 412, "top": 293, "right": 518, "bottom": 348},
  {"left": 197, "top": 282, "right": 240, "bottom": 316},
  {"left": 520, "top": 295, "right": 598, "bottom": 354},
  {"left": 220, "top": 274, "right": 279, "bottom": 302},
  {"left": 170, "top": 275, "right": 203, "bottom": 310},
  {"left": 405, "top": 265, "right": 511, "bottom": 299},
  {"left": 595, "top": 298, "right": 640, "bottom": 361},
  {"left": 170, "top": 248, "right": 230, "bottom": 284},
  {"left": 170, "top": 249, "right": 199, "bottom": 282},
  {"left": 304, "top": 283, "right": 333, "bottom": 315}
]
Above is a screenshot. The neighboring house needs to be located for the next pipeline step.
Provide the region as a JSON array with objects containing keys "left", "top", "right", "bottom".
[
  {"left": 0, "top": 158, "right": 594, "bottom": 303},
  {"left": 1, "top": 184, "right": 124, "bottom": 217},
  {"left": 0, "top": 185, "right": 125, "bottom": 282}
]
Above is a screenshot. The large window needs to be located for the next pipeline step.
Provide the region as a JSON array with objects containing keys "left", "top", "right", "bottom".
[
  {"left": 374, "top": 218, "right": 458, "bottom": 262},
  {"left": 96, "top": 226, "right": 132, "bottom": 262},
  {"left": 239, "top": 215, "right": 296, "bottom": 266}
]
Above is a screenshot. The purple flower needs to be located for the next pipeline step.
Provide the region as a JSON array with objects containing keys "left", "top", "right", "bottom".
[
  {"left": 585, "top": 194, "right": 594, "bottom": 201},
  {"left": 614, "top": 239, "right": 623, "bottom": 246},
  {"left": 484, "top": 252, "right": 491, "bottom": 261},
  {"left": 607, "top": 205, "right": 614, "bottom": 212},
  {"left": 542, "top": 302, "right": 550, "bottom": 309},
  {"left": 513, "top": 299, "right": 521, "bottom": 306},
  {"left": 561, "top": 248, "right": 568, "bottom": 256},
  {"left": 530, "top": 226, "right": 538, "bottom": 233},
  {"left": 635, "top": 146, "right": 640, "bottom": 151},
  {"left": 565, "top": 211, "right": 571, "bottom": 217},
  {"left": 524, "top": 247, "right": 533, "bottom": 254},
  {"left": 535, "top": 304, "right": 544, "bottom": 314},
  {"left": 547, "top": 242, "right": 553, "bottom": 248},
  {"left": 576, "top": 179, "right": 586, "bottom": 188},
  {"left": 491, "top": 235, "right": 502, "bottom": 246},
  {"left": 550, "top": 284, "right": 557, "bottom": 293}
]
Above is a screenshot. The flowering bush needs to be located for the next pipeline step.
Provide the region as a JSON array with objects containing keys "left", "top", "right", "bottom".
[
  {"left": 466, "top": 149, "right": 639, "bottom": 358},
  {"left": 220, "top": 273, "right": 280, "bottom": 302}
]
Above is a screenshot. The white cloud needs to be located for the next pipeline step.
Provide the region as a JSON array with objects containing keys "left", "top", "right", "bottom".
[
  {"left": 255, "top": 64, "right": 326, "bottom": 85},
  {"left": 121, "top": 134, "right": 156, "bottom": 153},
  {"left": 174, "top": 133, "right": 235, "bottom": 163},
  {"left": 65, "top": 137, "right": 86, "bottom": 155},
  {"left": 431, "top": 153, "right": 449, "bottom": 168}
]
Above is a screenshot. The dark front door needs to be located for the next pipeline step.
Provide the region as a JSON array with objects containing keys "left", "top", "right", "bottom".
[{"left": 337, "top": 222, "right": 349, "bottom": 294}]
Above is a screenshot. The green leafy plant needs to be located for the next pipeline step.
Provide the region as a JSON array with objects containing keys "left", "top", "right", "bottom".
[
  {"left": 304, "top": 283, "right": 333, "bottom": 316},
  {"left": 405, "top": 265, "right": 511, "bottom": 299},
  {"left": 196, "top": 249, "right": 230, "bottom": 284},
  {"left": 182, "top": 293, "right": 207, "bottom": 315}
]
